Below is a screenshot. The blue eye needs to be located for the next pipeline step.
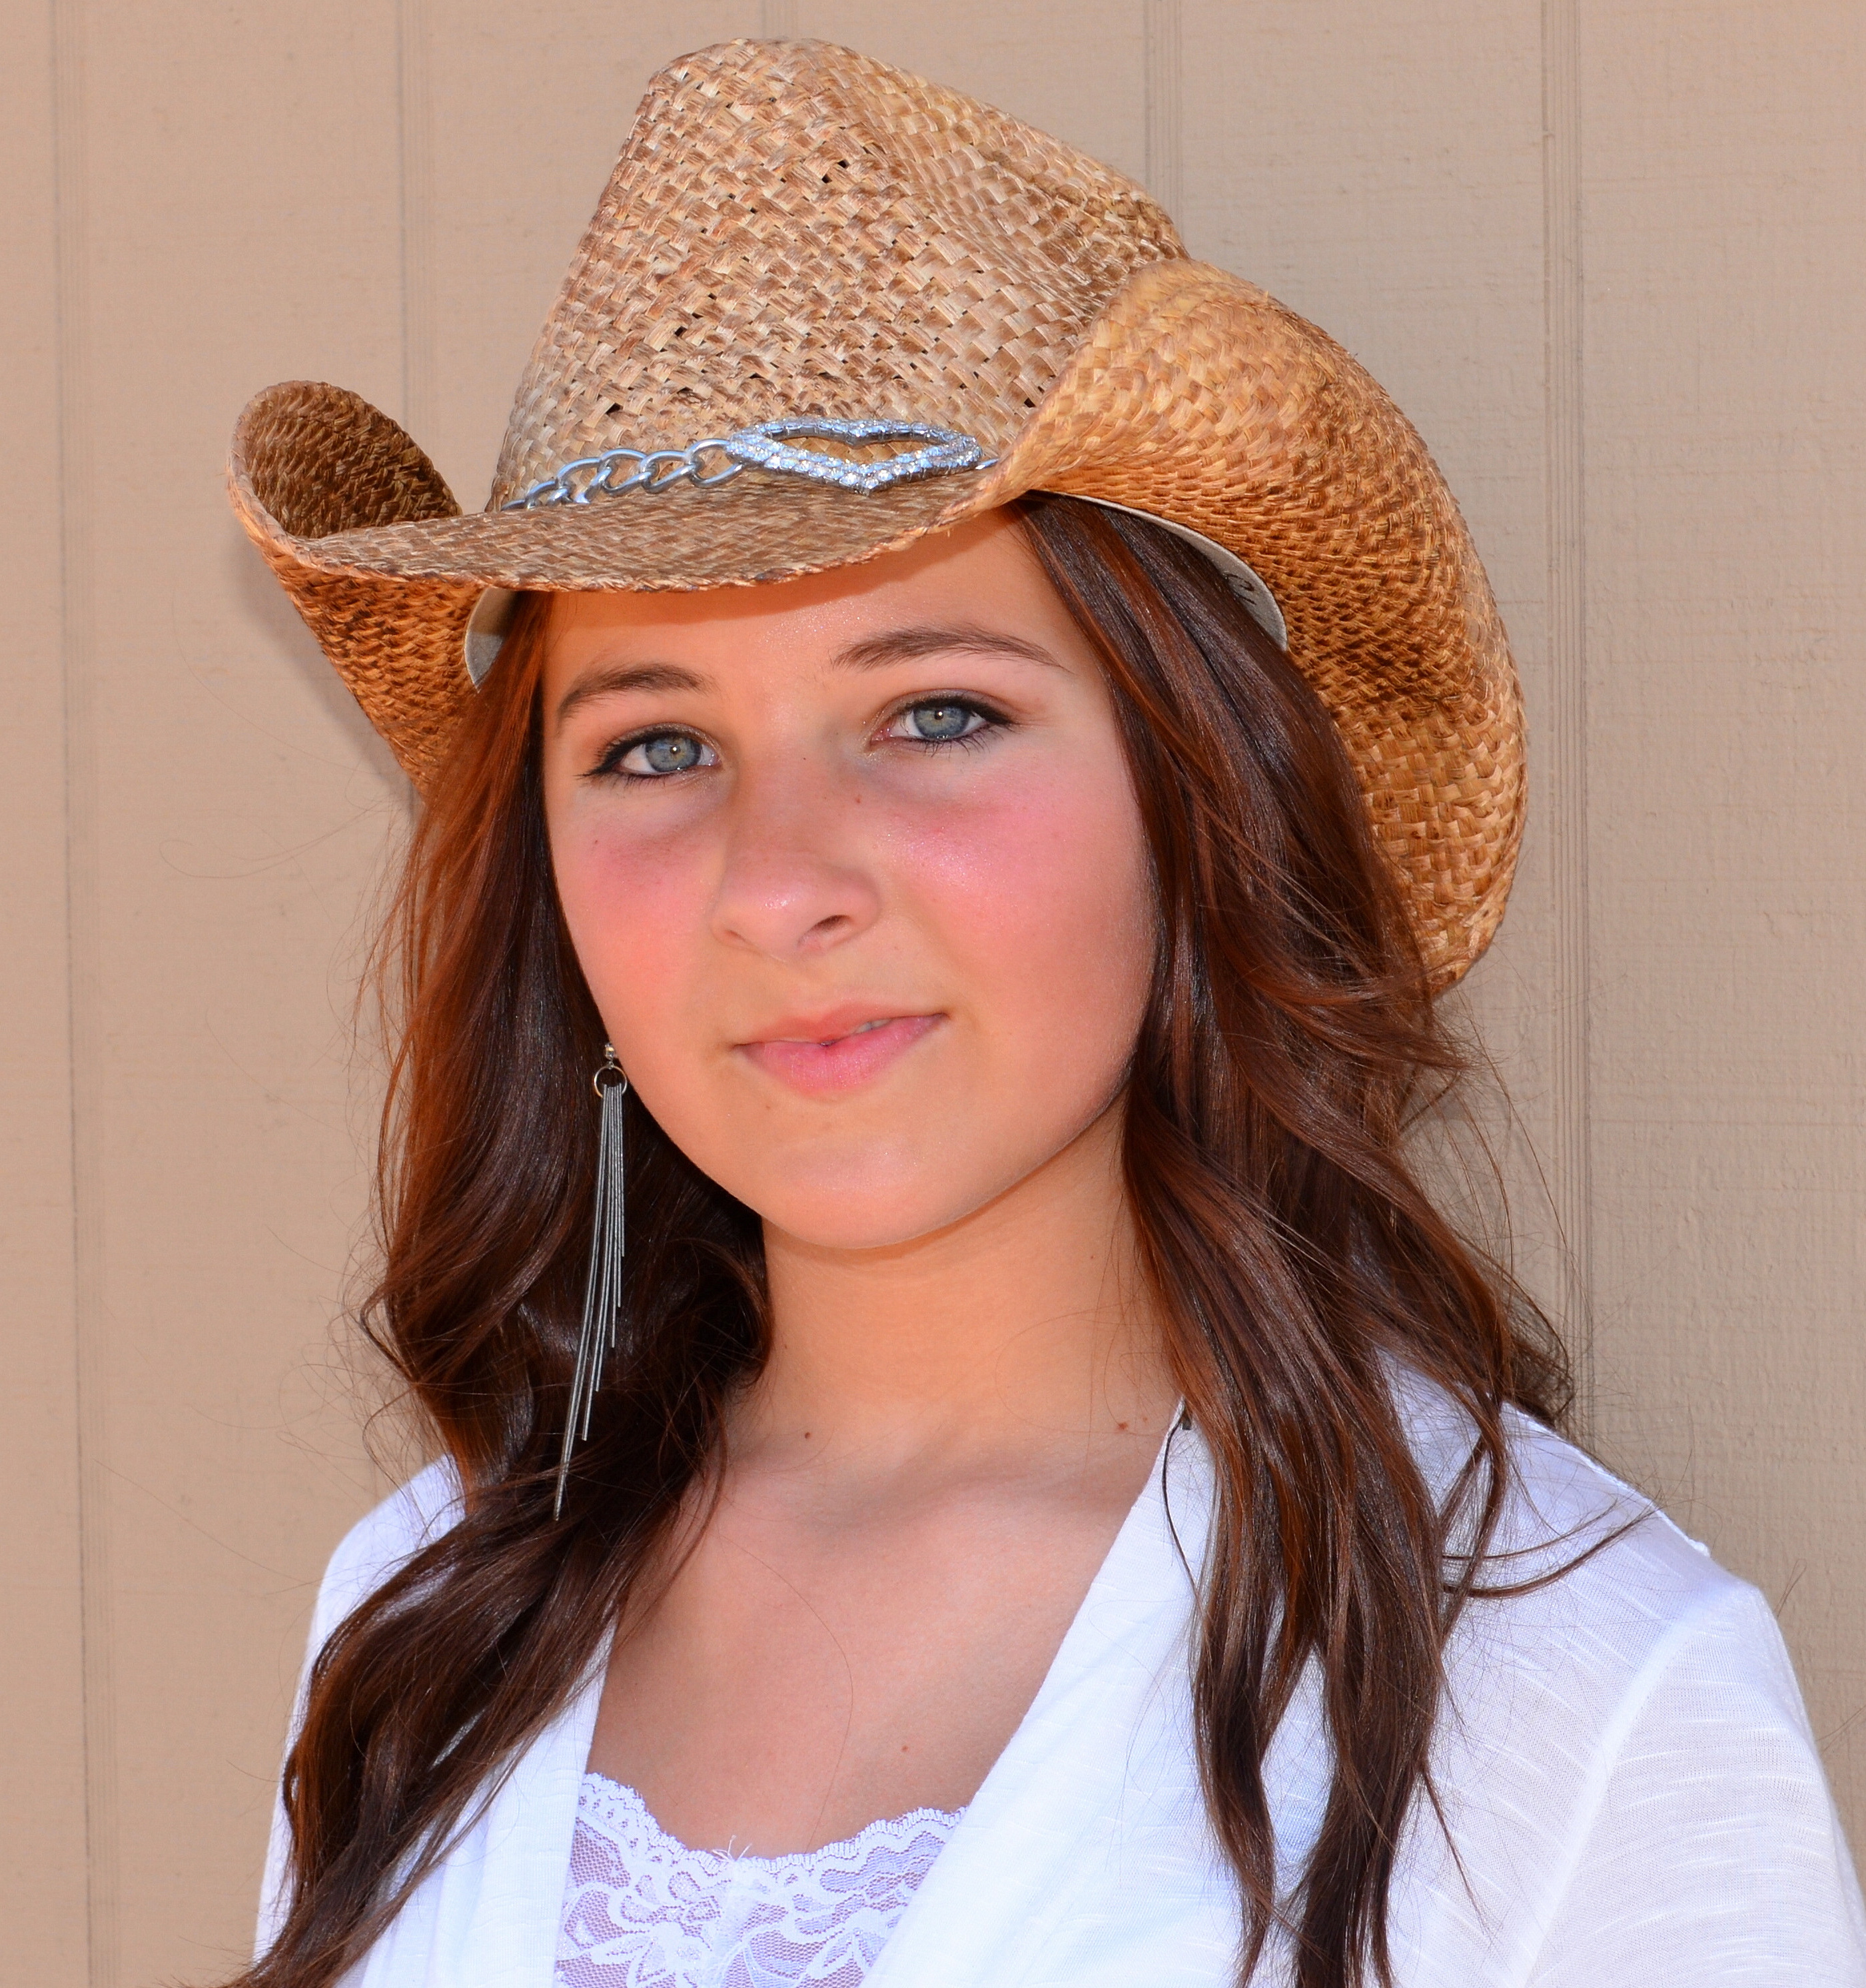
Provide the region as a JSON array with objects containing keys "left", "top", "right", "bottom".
[
  {"left": 617, "top": 731, "right": 713, "bottom": 776},
  {"left": 900, "top": 701, "right": 987, "bottom": 743}
]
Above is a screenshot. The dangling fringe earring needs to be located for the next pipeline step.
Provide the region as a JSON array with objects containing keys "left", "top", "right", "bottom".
[{"left": 555, "top": 1043, "right": 629, "bottom": 1518}]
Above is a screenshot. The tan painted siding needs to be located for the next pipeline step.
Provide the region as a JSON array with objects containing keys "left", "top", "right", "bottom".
[
  {"left": 5, "top": 3, "right": 1860, "bottom": 1977},
  {"left": 2, "top": 1, "right": 89, "bottom": 1977}
]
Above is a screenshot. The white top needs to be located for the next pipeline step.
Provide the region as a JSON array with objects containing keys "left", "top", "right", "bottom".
[
  {"left": 555, "top": 1772, "right": 959, "bottom": 1988},
  {"left": 260, "top": 1375, "right": 1866, "bottom": 1986}
]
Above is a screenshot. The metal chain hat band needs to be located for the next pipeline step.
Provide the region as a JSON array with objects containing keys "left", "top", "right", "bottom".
[{"left": 503, "top": 418, "right": 992, "bottom": 510}]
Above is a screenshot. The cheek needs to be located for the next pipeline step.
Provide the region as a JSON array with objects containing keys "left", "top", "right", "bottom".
[
  {"left": 895, "top": 753, "right": 1155, "bottom": 1074},
  {"left": 550, "top": 814, "right": 714, "bottom": 1049}
]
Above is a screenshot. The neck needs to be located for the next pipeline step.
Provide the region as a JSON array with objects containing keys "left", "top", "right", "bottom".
[{"left": 736, "top": 1103, "right": 1177, "bottom": 1478}]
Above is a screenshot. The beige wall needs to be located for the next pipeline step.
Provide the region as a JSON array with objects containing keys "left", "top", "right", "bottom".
[{"left": 5, "top": 2, "right": 1861, "bottom": 1979}]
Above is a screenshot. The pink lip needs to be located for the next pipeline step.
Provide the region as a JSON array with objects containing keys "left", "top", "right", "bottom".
[{"left": 737, "top": 1010, "right": 943, "bottom": 1097}]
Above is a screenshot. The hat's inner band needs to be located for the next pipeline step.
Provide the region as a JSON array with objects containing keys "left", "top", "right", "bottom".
[
  {"left": 1063, "top": 498, "right": 1288, "bottom": 649},
  {"left": 463, "top": 496, "right": 1285, "bottom": 688}
]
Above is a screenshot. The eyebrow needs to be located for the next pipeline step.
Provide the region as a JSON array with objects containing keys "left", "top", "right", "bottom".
[
  {"left": 832, "top": 624, "right": 1062, "bottom": 674},
  {"left": 553, "top": 623, "right": 1061, "bottom": 730},
  {"left": 554, "top": 661, "right": 707, "bottom": 728}
]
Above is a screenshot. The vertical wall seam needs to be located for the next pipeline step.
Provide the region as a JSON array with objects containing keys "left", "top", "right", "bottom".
[
  {"left": 1542, "top": 0, "right": 1594, "bottom": 1439},
  {"left": 395, "top": 0, "right": 436, "bottom": 447},
  {"left": 1143, "top": 0, "right": 1184, "bottom": 219},
  {"left": 49, "top": 0, "right": 114, "bottom": 1979}
]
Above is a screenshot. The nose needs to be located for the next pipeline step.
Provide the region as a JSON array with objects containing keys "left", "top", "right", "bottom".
[{"left": 708, "top": 752, "right": 883, "bottom": 959}]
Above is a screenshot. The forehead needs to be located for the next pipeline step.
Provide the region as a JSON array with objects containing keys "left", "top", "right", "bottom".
[{"left": 540, "top": 510, "right": 1085, "bottom": 686}]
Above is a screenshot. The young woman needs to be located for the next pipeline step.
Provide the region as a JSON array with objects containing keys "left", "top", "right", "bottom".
[{"left": 226, "top": 37, "right": 1865, "bottom": 1988}]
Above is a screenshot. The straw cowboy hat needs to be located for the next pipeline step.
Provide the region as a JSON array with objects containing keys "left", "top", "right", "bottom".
[{"left": 228, "top": 37, "right": 1523, "bottom": 987}]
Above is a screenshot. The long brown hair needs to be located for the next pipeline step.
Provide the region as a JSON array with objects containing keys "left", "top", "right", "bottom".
[{"left": 238, "top": 496, "right": 1566, "bottom": 1988}]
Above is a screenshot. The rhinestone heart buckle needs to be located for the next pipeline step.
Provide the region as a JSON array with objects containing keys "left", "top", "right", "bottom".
[{"left": 502, "top": 417, "right": 992, "bottom": 512}]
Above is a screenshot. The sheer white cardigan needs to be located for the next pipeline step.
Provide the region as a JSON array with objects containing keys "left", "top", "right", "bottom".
[{"left": 258, "top": 1378, "right": 1866, "bottom": 1987}]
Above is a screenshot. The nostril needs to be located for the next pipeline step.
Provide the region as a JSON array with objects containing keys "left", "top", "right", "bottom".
[{"left": 709, "top": 842, "right": 883, "bottom": 959}]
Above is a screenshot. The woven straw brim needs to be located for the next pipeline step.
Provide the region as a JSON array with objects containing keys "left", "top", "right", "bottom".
[{"left": 230, "top": 258, "right": 1523, "bottom": 988}]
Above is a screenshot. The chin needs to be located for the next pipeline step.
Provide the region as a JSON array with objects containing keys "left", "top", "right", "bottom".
[{"left": 718, "top": 1141, "right": 1007, "bottom": 1254}]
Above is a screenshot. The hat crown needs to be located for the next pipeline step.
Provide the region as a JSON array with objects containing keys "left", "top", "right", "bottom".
[{"left": 490, "top": 39, "right": 1184, "bottom": 509}]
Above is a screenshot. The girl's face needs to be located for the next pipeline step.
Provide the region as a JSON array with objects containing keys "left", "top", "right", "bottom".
[{"left": 540, "top": 512, "right": 1155, "bottom": 1251}]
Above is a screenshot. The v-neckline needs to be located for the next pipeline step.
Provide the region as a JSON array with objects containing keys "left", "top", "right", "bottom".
[
  {"left": 453, "top": 1418, "right": 1210, "bottom": 1988},
  {"left": 860, "top": 1418, "right": 1212, "bottom": 1988}
]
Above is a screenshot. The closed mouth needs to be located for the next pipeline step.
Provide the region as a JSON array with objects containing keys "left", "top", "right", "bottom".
[
  {"left": 777, "top": 1015, "right": 900, "bottom": 1046},
  {"left": 737, "top": 1011, "right": 944, "bottom": 1096}
]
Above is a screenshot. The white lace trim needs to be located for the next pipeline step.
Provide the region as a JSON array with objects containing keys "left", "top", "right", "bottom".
[{"left": 554, "top": 1772, "right": 962, "bottom": 1988}]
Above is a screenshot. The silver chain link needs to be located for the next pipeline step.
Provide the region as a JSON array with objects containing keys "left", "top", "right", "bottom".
[{"left": 501, "top": 417, "right": 991, "bottom": 512}]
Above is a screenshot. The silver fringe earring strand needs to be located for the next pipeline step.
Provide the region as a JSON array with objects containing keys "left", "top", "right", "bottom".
[{"left": 555, "top": 1043, "right": 629, "bottom": 1518}]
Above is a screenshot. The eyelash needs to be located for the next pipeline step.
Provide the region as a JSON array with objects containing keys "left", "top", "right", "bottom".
[
  {"left": 586, "top": 696, "right": 1012, "bottom": 783},
  {"left": 885, "top": 694, "right": 1009, "bottom": 753},
  {"left": 589, "top": 730, "right": 716, "bottom": 783}
]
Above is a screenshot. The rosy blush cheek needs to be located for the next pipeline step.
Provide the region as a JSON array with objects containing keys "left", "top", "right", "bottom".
[
  {"left": 552, "top": 823, "right": 713, "bottom": 1054},
  {"left": 883, "top": 758, "right": 1153, "bottom": 1057}
]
